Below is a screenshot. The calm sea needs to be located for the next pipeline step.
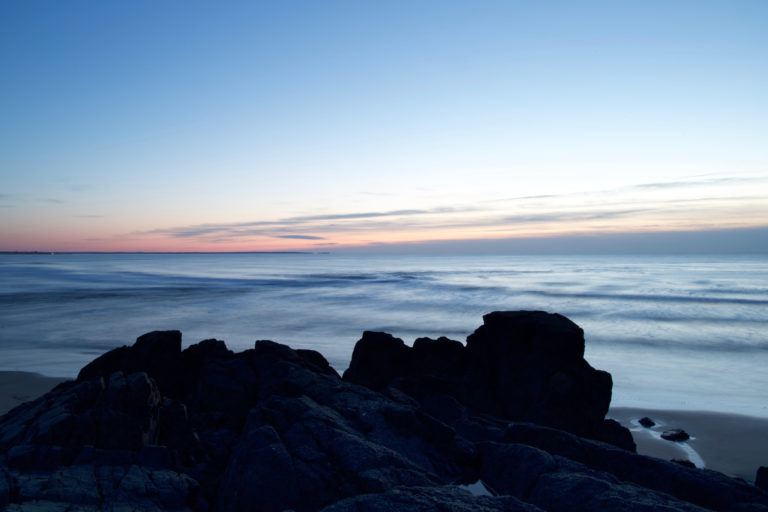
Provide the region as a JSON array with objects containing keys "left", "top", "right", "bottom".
[{"left": 1, "top": 253, "right": 766, "bottom": 417}]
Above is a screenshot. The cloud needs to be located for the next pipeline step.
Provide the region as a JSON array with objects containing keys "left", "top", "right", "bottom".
[
  {"left": 629, "top": 176, "right": 764, "bottom": 191},
  {"left": 285, "top": 207, "right": 471, "bottom": 223},
  {"left": 133, "top": 173, "right": 768, "bottom": 248},
  {"left": 275, "top": 235, "right": 326, "bottom": 240},
  {"left": 142, "top": 206, "right": 477, "bottom": 241},
  {"left": 503, "top": 209, "right": 646, "bottom": 224}
]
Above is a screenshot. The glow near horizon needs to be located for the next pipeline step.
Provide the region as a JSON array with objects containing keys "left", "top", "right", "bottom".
[{"left": 1, "top": 1, "right": 767, "bottom": 252}]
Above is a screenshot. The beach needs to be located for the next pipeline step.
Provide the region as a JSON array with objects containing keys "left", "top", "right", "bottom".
[
  {"left": 609, "top": 407, "right": 768, "bottom": 483},
  {"left": 1, "top": 370, "right": 764, "bottom": 484},
  {"left": 0, "top": 371, "right": 68, "bottom": 416}
]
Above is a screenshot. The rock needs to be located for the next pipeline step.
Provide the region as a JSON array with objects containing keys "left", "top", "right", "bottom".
[
  {"left": 464, "top": 311, "right": 612, "bottom": 438},
  {"left": 597, "top": 418, "right": 637, "bottom": 452},
  {"left": 662, "top": 429, "right": 691, "bottom": 442},
  {"left": 504, "top": 421, "right": 768, "bottom": 511},
  {"left": 318, "top": 485, "right": 544, "bottom": 512},
  {"left": 673, "top": 459, "right": 697, "bottom": 468},
  {"left": 639, "top": 416, "right": 656, "bottom": 428},
  {"left": 757, "top": 467, "right": 768, "bottom": 491},
  {"left": 2, "top": 312, "right": 768, "bottom": 512},
  {"left": 342, "top": 331, "right": 411, "bottom": 391},
  {"left": 77, "top": 330, "right": 186, "bottom": 400},
  {"left": 344, "top": 311, "right": 618, "bottom": 443}
]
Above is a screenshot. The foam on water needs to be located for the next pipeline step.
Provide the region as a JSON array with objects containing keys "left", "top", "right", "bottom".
[{"left": 1, "top": 253, "right": 767, "bottom": 417}]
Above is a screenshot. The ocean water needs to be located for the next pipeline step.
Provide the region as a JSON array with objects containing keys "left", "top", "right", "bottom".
[{"left": 1, "top": 253, "right": 767, "bottom": 417}]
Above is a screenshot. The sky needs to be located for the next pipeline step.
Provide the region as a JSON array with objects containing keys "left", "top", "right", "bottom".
[{"left": 1, "top": 1, "right": 767, "bottom": 253}]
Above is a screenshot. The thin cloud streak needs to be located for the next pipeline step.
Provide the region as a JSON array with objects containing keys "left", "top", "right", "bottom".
[
  {"left": 275, "top": 235, "right": 325, "bottom": 240},
  {"left": 503, "top": 209, "right": 647, "bottom": 224},
  {"left": 629, "top": 176, "right": 765, "bottom": 190}
]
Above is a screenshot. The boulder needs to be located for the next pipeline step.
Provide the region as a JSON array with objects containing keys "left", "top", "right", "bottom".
[
  {"left": 639, "top": 416, "right": 656, "bottom": 428},
  {"left": 463, "top": 311, "right": 612, "bottom": 438},
  {"left": 342, "top": 331, "right": 411, "bottom": 390},
  {"left": 662, "top": 429, "right": 691, "bottom": 442}
]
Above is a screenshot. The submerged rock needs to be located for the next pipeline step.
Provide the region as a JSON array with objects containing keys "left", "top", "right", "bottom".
[
  {"left": 639, "top": 416, "right": 656, "bottom": 428},
  {"left": 1, "top": 311, "right": 766, "bottom": 511},
  {"left": 662, "top": 429, "right": 691, "bottom": 442}
]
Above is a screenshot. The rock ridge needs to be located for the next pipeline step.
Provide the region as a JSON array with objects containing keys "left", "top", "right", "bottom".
[{"left": 0, "top": 311, "right": 765, "bottom": 511}]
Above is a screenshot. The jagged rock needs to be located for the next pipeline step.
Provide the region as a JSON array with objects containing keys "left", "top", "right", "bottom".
[
  {"left": 344, "top": 311, "right": 619, "bottom": 444},
  {"left": 639, "top": 416, "right": 656, "bottom": 428},
  {"left": 78, "top": 330, "right": 184, "bottom": 399},
  {"left": 504, "top": 422, "right": 768, "bottom": 511},
  {"left": 1, "top": 312, "right": 767, "bottom": 512},
  {"left": 662, "top": 428, "right": 691, "bottom": 442}
]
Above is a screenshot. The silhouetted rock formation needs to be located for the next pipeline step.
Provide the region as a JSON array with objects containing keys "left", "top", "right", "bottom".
[
  {"left": 344, "top": 311, "right": 620, "bottom": 446},
  {"left": 1, "top": 311, "right": 766, "bottom": 511}
]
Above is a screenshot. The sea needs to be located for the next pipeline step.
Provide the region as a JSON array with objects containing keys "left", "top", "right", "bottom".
[{"left": 1, "top": 253, "right": 766, "bottom": 418}]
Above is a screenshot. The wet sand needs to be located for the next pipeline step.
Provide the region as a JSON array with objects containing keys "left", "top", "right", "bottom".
[{"left": 609, "top": 407, "right": 768, "bottom": 483}]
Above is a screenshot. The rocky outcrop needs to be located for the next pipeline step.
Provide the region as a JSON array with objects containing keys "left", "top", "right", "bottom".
[
  {"left": 343, "top": 311, "right": 621, "bottom": 446},
  {"left": 0, "top": 311, "right": 766, "bottom": 511}
]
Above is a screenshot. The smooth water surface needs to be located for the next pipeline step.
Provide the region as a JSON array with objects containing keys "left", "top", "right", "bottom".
[{"left": 1, "top": 253, "right": 766, "bottom": 417}]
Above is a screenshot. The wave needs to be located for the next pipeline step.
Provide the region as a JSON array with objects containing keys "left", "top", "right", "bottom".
[
  {"left": 587, "top": 334, "right": 768, "bottom": 352},
  {"left": 521, "top": 290, "right": 768, "bottom": 306}
]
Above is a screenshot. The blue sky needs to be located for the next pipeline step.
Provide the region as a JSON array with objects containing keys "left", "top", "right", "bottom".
[{"left": 1, "top": 1, "right": 767, "bottom": 252}]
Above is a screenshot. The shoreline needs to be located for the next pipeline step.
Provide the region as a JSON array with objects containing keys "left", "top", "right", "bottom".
[
  {"left": 0, "top": 371, "right": 69, "bottom": 416},
  {"left": 1, "top": 371, "right": 765, "bottom": 483},
  {"left": 609, "top": 407, "right": 768, "bottom": 482}
]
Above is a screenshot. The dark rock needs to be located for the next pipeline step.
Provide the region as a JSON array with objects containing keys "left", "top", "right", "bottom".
[
  {"left": 344, "top": 311, "right": 618, "bottom": 443},
  {"left": 318, "top": 485, "right": 545, "bottom": 512},
  {"left": 597, "top": 418, "right": 637, "bottom": 452},
  {"left": 673, "top": 459, "right": 697, "bottom": 468},
  {"left": 504, "top": 421, "right": 768, "bottom": 511},
  {"left": 464, "top": 311, "right": 612, "bottom": 438},
  {"left": 342, "top": 331, "right": 411, "bottom": 390},
  {"left": 662, "top": 428, "right": 691, "bottom": 442},
  {"left": 78, "top": 330, "right": 185, "bottom": 399},
  {"left": 757, "top": 466, "right": 768, "bottom": 491},
  {"left": 296, "top": 348, "right": 340, "bottom": 377},
  {"left": 639, "top": 416, "right": 656, "bottom": 428},
  {"left": 2, "top": 312, "right": 767, "bottom": 512}
]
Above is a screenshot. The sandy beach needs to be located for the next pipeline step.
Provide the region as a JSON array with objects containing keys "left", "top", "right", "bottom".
[
  {"left": 609, "top": 407, "right": 768, "bottom": 483},
  {"left": 0, "top": 371, "right": 69, "bottom": 416}
]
